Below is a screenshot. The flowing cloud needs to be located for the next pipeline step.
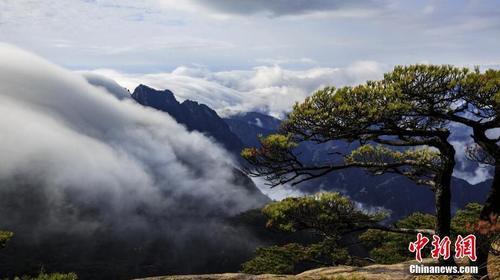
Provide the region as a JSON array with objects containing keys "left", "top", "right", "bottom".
[
  {"left": 253, "top": 178, "right": 306, "bottom": 201},
  {"left": 0, "top": 44, "right": 268, "bottom": 276},
  {"left": 89, "top": 61, "right": 388, "bottom": 118},
  {"left": 82, "top": 72, "right": 131, "bottom": 100},
  {"left": 87, "top": 63, "right": 493, "bottom": 186}
]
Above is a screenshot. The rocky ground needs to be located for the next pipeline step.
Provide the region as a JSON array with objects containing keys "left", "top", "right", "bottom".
[{"left": 134, "top": 258, "right": 496, "bottom": 280}]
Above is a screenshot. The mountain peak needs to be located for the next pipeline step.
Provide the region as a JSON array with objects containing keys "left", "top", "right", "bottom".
[
  {"left": 131, "top": 84, "right": 179, "bottom": 110},
  {"left": 131, "top": 86, "right": 244, "bottom": 154},
  {"left": 133, "top": 84, "right": 176, "bottom": 98}
]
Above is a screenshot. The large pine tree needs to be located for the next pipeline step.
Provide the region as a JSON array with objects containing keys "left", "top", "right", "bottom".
[{"left": 242, "top": 65, "right": 499, "bottom": 268}]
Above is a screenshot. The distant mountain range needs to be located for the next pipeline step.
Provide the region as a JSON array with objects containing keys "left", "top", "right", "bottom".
[
  {"left": 223, "top": 112, "right": 281, "bottom": 148},
  {"left": 130, "top": 84, "right": 491, "bottom": 221},
  {"left": 221, "top": 109, "right": 490, "bottom": 221}
]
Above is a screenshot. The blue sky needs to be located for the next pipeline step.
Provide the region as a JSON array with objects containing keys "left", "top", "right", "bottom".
[{"left": 1, "top": 0, "right": 499, "bottom": 72}]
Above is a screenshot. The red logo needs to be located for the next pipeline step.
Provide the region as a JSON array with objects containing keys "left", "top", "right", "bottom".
[
  {"left": 431, "top": 235, "right": 451, "bottom": 260},
  {"left": 408, "top": 233, "right": 429, "bottom": 262},
  {"left": 455, "top": 234, "right": 477, "bottom": 261},
  {"left": 409, "top": 234, "right": 476, "bottom": 262}
]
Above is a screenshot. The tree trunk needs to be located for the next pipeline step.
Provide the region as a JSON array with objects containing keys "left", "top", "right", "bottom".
[
  {"left": 434, "top": 141, "right": 456, "bottom": 265},
  {"left": 434, "top": 184, "right": 452, "bottom": 238},
  {"left": 477, "top": 164, "right": 499, "bottom": 277},
  {"left": 471, "top": 125, "right": 499, "bottom": 222},
  {"left": 434, "top": 183, "right": 455, "bottom": 265},
  {"left": 480, "top": 163, "right": 500, "bottom": 222},
  {"left": 469, "top": 121, "right": 499, "bottom": 277},
  {"left": 476, "top": 235, "right": 490, "bottom": 277}
]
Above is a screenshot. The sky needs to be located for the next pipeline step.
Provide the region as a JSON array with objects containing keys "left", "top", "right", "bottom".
[
  {"left": 2, "top": 0, "right": 500, "bottom": 117},
  {"left": 2, "top": 0, "right": 499, "bottom": 72},
  {"left": 1, "top": 0, "right": 497, "bottom": 184}
]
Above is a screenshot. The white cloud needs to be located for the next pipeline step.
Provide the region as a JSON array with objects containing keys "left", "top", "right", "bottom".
[
  {"left": 0, "top": 43, "right": 266, "bottom": 240},
  {"left": 82, "top": 72, "right": 131, "bottom": 100},
  {"left": 451, "top": 139, "right": 493, "bottom": 185},
  {"left": 454, "top": 167, "right": 493, "bottom": 186},
  {"left": 253, "top": 178, "right": 306, "bottom": 201},
  {"left": 89, "top": 61, "right": 388, "bottom": 118},
  {"left": 255, "top": 57, "right": 317, "bottom": 66},
  {"left": 86, "top": 62, "right": 493, "bottom": 186}
]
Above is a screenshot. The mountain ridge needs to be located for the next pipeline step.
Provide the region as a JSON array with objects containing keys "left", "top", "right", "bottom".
[{"left": 131, "top": 84, "right": 244, "bottom": 155}]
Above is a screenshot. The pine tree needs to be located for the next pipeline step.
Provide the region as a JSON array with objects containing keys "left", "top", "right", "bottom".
[{"left": 242, "top": 65, "right": 499, "bottom": 267}]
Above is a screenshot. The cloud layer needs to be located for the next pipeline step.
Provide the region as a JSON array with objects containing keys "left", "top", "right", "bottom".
[
  {"left": 89, "top": 63, "right": 494, "bottom": 186},
  {"left": 2, "top": 1, "right": 498, "bottom": 72},
  {"left": 90, "top": 61, "right": 387, "bottom": 118},
  {"left": 0, "top": 44, "right": 267, "bottom": 276},
  {"left": 185, "top": 0, "right": 382, "bottom": 17}
]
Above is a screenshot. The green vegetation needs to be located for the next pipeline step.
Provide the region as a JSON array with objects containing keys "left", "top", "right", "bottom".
[
  {"left": 0, "top": 231, "right": 13, "bottom": 248},
  {"left": 451, "top": 203, "right": 483, "bottom": 235},
  {"left": 242, "top": 196, "right": 496, "bottom": 275},
  {"left": 241, "top": 243, "right": 310, "bottom": 274},
  {"left": 360, "top": 203, "right": 499, "bottom": 265},
  {"left": 11, "top": 272, "right": 78, "bottom": 280},
  {"left": 241, "top": 241, "right": 350, "bottom": 274},
  {"left": 242, "top": 193, "right": 383, "bottom": 274},
  {"left": 262, "top": 192, "right": 386, "bottom": 236},
  {"left": 243, "top": 65, "right": 499, "bottom": 270},
  {"left": 360, "top": 212, "right": 435, "bottom": 264},
  {"left": 383, "top": 66, "right": 499, "bottom": 225},
  {"left": 242, "top": 193, "right": 378, "bottom": 274}
]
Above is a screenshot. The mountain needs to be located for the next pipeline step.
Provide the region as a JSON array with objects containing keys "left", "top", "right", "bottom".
[
  {"left": 224, "top": 112, "right": 353, "bottom": 164},
  {"left": 130, "top": 85, "right": 491, "bottom": 222},
  {"left": 131, "top": 84, "right": 244, "bottom": 155},
  {"left": 223, "top": 111, "right": 491, "bottom": 221},
  {"left": 297, "top": 169, "right": 491, "bottom": 221},
  {"left": 226, "top": 112, "right": 281, "bottom": 132},
  {"left": 223, "top": 112, "right": 280, "bottom": 148},
  {"left": 130, "top": 84, "right": 269, "bottom": 202}
]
